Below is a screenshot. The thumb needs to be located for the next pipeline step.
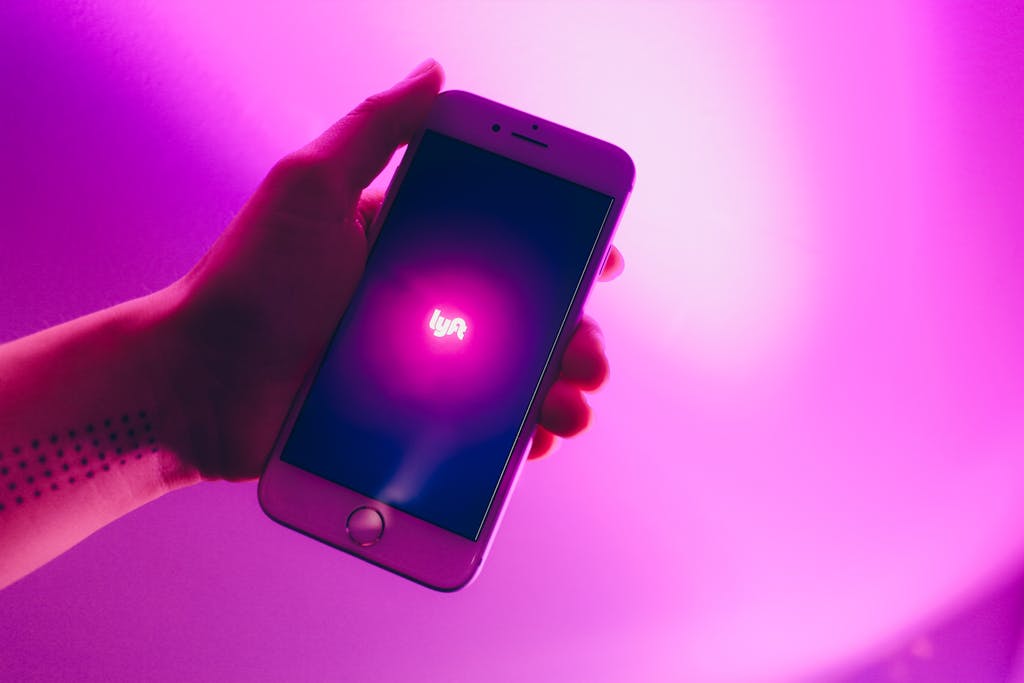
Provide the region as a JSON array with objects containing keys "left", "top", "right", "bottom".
[{"left": 299, "top": 59, "right": 445, "bottom": 194}]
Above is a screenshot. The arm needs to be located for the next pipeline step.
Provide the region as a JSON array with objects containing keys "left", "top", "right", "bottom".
[{"left": 0, "top": 287, "right": 204, "bottom": 587}]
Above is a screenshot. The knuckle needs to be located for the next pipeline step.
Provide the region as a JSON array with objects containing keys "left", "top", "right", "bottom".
[
  {"left": 348, "top": 92, "right": 403, "bottom": 143},
  {"left": 355, "top": 92, "right": 390, "bottom": 115},
  {"left": 263, "top": 151, "right": 342, "bottom": 213},
  {"left": 268, "top": 151, "right": 330, "bottom": 187}
]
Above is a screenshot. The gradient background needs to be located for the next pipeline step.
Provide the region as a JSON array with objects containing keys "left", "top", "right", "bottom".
[
  {"left": 1, "top": 1, "right": 1023, "bottom": 681},
  {"left": 281, "top": 130, "right": 613, "bottom": 539}
]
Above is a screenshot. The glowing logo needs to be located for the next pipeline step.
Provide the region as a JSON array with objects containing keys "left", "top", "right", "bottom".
[{"left": 429, "top": 308, "right": 467, "bottom": 340}]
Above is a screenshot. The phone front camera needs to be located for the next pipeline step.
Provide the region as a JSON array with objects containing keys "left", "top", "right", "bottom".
[{"left": 491, "top": 124, "right": 501, "bottom": 132}]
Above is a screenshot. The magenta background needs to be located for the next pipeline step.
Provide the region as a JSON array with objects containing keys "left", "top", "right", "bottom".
[{"left": 2, "top": 1, "right": 1023, "bottom": 681}]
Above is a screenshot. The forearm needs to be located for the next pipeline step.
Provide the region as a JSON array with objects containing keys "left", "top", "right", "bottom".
[{"left": 0, "top": 284, "right": 205, "bottom": 588}]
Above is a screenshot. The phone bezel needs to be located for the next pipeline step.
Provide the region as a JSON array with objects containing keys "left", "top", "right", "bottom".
[{"left": 258, "top": 90, "right": 635, "bottom": 591}]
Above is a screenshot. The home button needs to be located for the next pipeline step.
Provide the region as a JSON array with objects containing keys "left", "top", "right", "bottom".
[{"left": 347, "top": 506, "right": 384, "bottom": 547}]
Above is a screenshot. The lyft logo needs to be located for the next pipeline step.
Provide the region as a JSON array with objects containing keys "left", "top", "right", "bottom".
[{"left": 429, "top": 308, "right": 467, "bottom": 340}]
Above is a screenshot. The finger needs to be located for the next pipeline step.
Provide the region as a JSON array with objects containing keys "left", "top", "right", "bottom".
[
  {"left": 559, "top": 317, "right": 609, "bottom": 391},
  {"left": 528, "top": 426, "right": 559, "bottom": 460},
  {"left": 356, "top": 188, "right": 386, "bottom": 246},
  {"left": 539, "top": 380, "right": 592, "bottom": 437},
  {"left": 301, "top": 59, "right": 445, "bottom": 194},
  {"left": 598, "top": 245, "right": 624, "bottom": 281}
]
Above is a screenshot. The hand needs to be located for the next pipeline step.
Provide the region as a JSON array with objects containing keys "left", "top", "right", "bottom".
[
  {"left": 527, "top": 262, "right": 622, "bottom": 461},
  {"left": 168, "top": 59, "right": 623, "bottom": 480}
]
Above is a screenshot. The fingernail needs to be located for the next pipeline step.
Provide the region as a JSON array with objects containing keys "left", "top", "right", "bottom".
[{"left": 405, "top": 58, "right": 437, "bottom": 80}]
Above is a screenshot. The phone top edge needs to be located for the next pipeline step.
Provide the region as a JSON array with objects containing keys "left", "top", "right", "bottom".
[{"left": 430, "top": 90, "right": 635, "bottom": 194}]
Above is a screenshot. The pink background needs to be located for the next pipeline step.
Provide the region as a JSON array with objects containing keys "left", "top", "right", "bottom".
[{"left": 2, "top": 1, "right": 1023, "bottom": 681}]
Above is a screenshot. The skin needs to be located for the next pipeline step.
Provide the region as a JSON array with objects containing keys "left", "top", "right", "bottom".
[{"left": 0, "top": 60, "right": 622, "bottom": 588}]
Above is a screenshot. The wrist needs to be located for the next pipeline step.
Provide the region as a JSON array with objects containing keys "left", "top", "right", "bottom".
[
  {"left": 131, "top": 284, "right": 212, "bottom": 492},
  {"left": 0, "top": 289, "right": 208, "bottom": 586}
]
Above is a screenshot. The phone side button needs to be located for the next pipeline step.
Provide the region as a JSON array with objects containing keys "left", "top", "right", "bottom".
[{"left": 346, "top": 506, "right": 385, "bottom": 547}]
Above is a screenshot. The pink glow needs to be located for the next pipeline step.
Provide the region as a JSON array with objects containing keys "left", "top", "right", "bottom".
[
  {"left": 354, "top": 265, "right": 520, "bottom": 416},
  {"left": 1, "top": 2, "right": 1023, "bottom": 682}
]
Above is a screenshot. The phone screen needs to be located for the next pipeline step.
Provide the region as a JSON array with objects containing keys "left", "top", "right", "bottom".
[{"left": 280, "top": 130, "right": 613, "bottom": 540}]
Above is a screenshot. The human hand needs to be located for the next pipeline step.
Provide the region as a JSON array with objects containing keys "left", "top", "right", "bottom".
[{"left": 166, "top": 59, "right": 623, "bottom": 481}]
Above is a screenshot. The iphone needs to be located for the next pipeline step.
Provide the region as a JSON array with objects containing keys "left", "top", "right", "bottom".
[{"left": 258, "top": 90, "right": 634, "bottom": 590}]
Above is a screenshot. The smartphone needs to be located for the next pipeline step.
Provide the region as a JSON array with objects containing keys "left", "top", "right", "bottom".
[{"left": 258, "top": 90, "right": 634, "bottom": 591}]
